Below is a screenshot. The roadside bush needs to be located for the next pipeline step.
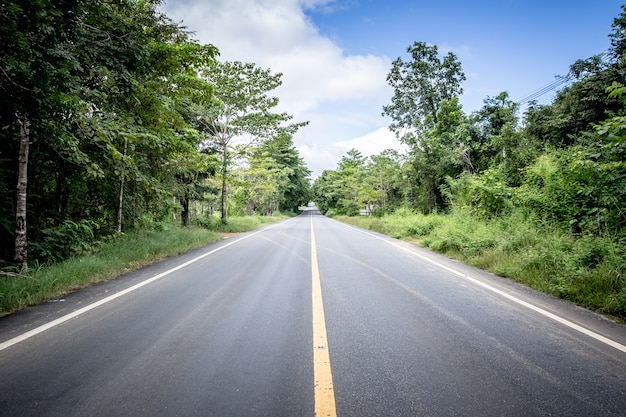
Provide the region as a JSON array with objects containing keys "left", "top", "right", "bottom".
[
  {"left": 29, "top": 219, "right": 103, "bottom": 264},
  {"left": 420, "top": 209, "right": 498, "bottom": 256},
  {"left": 446, "top": 169, "right": 514, "bottom": 218},
  {"left": 518, "top": 139, "right": 625, "bottom": 237}
]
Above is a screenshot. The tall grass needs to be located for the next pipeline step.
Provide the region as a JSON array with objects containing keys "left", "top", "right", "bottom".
[
  {"left": 0, "top": 215, "right": 286, "bottom": 316},
  {"left": 336, "top": 209, "right": 626, "bottom": 322}
]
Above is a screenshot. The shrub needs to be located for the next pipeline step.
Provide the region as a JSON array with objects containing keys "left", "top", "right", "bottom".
[
  {"left": 446, "top": 170, "right": 514, "bottom": 218},
  {"left": 29, "top": 219, "right": 102, "bottom": 264}
]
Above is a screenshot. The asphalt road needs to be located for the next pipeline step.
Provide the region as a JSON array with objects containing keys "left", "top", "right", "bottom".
[{"left": 0, "top": 206, "right": 625, "bottom": 416}]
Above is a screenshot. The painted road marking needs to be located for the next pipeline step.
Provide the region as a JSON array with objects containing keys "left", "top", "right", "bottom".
[
  {"left": 311, "top": 214, "right": 337, "bottom": 417},
  {"left": 348, "top": 224, "right": 626, "bottom": 354},
  {"left": 0, "top": 223, "right": 288, "bottom": 353}
]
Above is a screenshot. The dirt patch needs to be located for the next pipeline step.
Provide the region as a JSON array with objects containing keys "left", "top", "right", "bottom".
[{"left": 219, "top": 232, "right": 240, "bottom": 239}]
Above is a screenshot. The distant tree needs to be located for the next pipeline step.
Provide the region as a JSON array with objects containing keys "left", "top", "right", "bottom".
[
  {"left": 255, "top": 134, "right": 311, "bottom": 212},
  {"left": 311, "top": 149, "right": 371, "bottom": 216},
  {"left": 365, "top": 149, "right": 405, "bottom": 214},
  {"left": 336, "top": 149, "right": 368, "bottom": 215},
  {"left": 312, "top": 170, "right": 340, "bottom": 215},
  {"left": 199, "top": 61, "right": 306, "bottom": 222}
]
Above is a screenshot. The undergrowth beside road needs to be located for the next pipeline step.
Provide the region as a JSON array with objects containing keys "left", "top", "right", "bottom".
[
  {"left": 0, "top": 215, "right": 285, "bottom": 316},
  {"left": 335, "top": 209, "right": 626, "bottom": 322}
]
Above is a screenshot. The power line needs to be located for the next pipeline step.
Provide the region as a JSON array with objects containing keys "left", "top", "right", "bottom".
[
  {"left": 514, "top": 51, "right": 611, "bottom": 106},
  {"left": 515, "top": 76, "right": 572, "bottom": 105}
]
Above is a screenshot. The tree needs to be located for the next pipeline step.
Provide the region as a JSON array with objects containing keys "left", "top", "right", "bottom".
[
  {"left": 236, "top": 152, "right": 284, "bottom": 216},
  {"left": 254, "top": 134, "right": 311, "bottom": 213},
  {"left": 382, "top": 42, "right": 466, "bottom": 212},
  {"left": 471, "top": 92, "right": 537, "bottom": 185},
  {"left": 72, "top": 4, "right": 217, "bottom": 233},
  {"left": 525, "top": 65, "right": 624, "bottom": 148},
  {"left": 312, "top": 149, "right": 371, "bottom": 216},
  {"left": 608, "top": 4, "right": 626, "bottom": 62},
  {"left": 0, "top": 0, "right": 83, "bottom": 271},
  {"left": 0, "top": 0, "right": 220, "bottom": 268},
  {"left": 410, "top": 98, "right": 470, "bottom": 211},
  {"left": 199, "top": 61, "right": 306, "bottom": 222},
  {"left": 334, "top": 149, "right": 368, "bottom": 215},
  {"left": 312, "top": 170, "right": 341, "bottom": 215},
  {"left": 366, "top": 149, "right": 406, "bottom": 214},
  {"left": 383, "top": 41, "right": 466, "bottom": 147}
]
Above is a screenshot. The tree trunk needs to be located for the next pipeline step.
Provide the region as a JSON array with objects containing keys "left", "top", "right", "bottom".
[
  {"left": 116, "top": 174, "right": 125, "bottom": 233},
  {"left": 116, "top": 137, "right": 128, "bottom": 233},
  {"left": 180, "top": 196, "right": 190, "bottom": 227},
  {"left": 221, "top": 145, "right": 228, "bottom": 224},
  {"left": 15, "top": 117, "right": 30, "bottom": 273}
]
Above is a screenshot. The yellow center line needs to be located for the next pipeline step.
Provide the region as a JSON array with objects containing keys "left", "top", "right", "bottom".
[{"left": 311, "top": 214, "right": 337, "bottom": 417}]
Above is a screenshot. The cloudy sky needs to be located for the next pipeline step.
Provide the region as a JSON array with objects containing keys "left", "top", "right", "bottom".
[{"left": 159, "top": 0, "right": 622, "bottom": 178}]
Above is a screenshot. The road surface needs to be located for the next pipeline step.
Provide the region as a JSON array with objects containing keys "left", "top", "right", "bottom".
[{"left": 1, "top": 206, "right": 625, "bottom": 416}]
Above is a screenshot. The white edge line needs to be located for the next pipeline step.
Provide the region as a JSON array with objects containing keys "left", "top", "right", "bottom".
[
  {"left": 346, "top": 224, "right": 626, "bottom": 354},
  {"left": 0, "top": 225, "right": 277, "bottom": 352}
]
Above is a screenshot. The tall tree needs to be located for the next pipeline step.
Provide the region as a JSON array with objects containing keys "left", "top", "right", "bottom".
[
  {"left": 471, "top": 92, "right": 536, "bottom": 184},
  {"left": 382, "top": 42, "right": 466, "bottom": 212},
  {"left": 383, "top": 41, "right": 466, "bottom": 147},
  {"left": 411, "top": 98, "right": 470, "bottom": 211},
  {"left": 199, "top": 61, "right": 306, "bottom": 222},
  {"left": 0, "top": 0, "right": 83, "bottom": 271}
]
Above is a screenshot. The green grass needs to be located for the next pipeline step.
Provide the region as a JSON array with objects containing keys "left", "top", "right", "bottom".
[
  {"left": 198, "top": 213, "right": 288, "bottom": 233},
  {"left": 0, "top": 215, "right": 286, "bottom": 316},
  {"left": 335, "top": 209, "right": 626, "bottom": 322}
]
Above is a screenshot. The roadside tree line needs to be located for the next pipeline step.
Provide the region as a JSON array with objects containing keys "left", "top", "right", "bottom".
[
  {"left": 0, "top": 0, "right": 310, "bottom": 271},
  {"left": 313, "top": 6, "right": 626, "bottom": 242}
]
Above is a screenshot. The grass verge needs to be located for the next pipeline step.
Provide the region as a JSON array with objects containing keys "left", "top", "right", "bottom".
[
  {"left": 0, "top": 215, "right": 286, "bottom": 317},
  {"left": 335, "top": 210, "right": 626, "bottom": 322}
]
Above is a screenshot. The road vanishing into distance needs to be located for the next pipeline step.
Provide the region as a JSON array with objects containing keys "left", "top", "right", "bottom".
[{"left": 1, "top": 206, "right": 625, "bottom": 416}]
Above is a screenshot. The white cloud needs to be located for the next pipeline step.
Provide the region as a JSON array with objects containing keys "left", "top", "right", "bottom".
[
  {"left": 160, "top": 0, "right": 395, "bottom": 178},
  {"left": 297, "top": 126, "right": 407, "bottom": 178},
  {"left": 333, "top": 127, "right": 407, "bottom": 157}
]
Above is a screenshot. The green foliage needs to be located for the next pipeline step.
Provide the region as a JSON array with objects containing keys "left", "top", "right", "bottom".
[
  {"left": 383, "top": 41, "right": 466, "bottom": 143},
  {"left": 0, "top": 1, "right": 235, "bottom": 267},
  {"left": 232, "top": 134, "right": 311, "bottom": 216},
  {"left": 517, "top": 131, "right": 625, "bottom": 236},
  {"left": 446, "top": 169, "right": 514, "bottom": 218},
  {"left": 28, "top": 219, "right": 101, "bottom": 264},
  {"left": 197, "top": 60, "right": 307, "bottom": 222},
  {"left": 408, "top": 97, "right": 471, "bottom": 212},
  {"left": 196, "top": 213, "right": 287, "bottom": 233}
]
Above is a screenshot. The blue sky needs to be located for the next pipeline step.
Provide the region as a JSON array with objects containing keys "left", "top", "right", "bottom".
[
  {"left": 160, "top": 0, "right": 623, "bottom": 177},
  {"left": 306, "top": 1, "right": 620, "bottom": 109}
]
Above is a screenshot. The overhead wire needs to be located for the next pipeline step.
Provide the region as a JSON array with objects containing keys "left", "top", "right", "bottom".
[
  {"left": 515, "top": 76, "right": 572, "bottom": 105},
  {"left": 514, "top": 50, "right": 611, "bottom": 106}
]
